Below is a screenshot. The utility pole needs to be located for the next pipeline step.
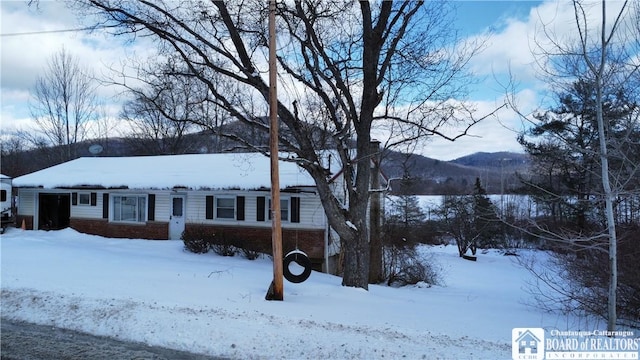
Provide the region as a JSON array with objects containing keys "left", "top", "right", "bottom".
[{"left": 265, "top": 0, "right": 283, "bottom": 301}]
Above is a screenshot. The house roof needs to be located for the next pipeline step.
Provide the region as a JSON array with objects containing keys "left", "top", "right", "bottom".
[
  {"left": 515, "top": 330, "right": 541, "bottom": 342},
  {"left": 13, "top": 153, "right": 317, "bottom": 190}
]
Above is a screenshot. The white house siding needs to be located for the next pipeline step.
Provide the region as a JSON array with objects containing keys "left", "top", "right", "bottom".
[
  {"left": 47, "top": 189, "right": 328, "bottom": 228},
  {"left": 17, "top": 189, "right": 35, "bottom": 216},
  {"left": 297, "top": 193, "right": 326, "bottom": 229},
  {"left": 183, "top": 190, "right": 326, "bottom": 230},
  {"left": 185, "top": 192, "right": 209, "bottom": 223},
  {"left": 152, "top": 192, "right": 171, "bottom": 222},
  {"left": 70, "top": 191, "right": 103, "bottom": 219}
]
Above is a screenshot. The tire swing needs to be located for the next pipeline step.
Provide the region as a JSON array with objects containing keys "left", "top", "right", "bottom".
[{"left": 283, "top": 249, "right": 312, "bottom": 283}]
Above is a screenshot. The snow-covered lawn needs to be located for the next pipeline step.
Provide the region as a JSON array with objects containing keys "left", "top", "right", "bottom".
[{"left": 1, "top": 228, "right": 591, "bottom": 359}]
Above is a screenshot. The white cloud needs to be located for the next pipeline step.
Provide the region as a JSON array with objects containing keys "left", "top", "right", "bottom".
[
  {"left": 439, "top": 0, "right": 637, "bottom": 160},
  {"left": 6, "top": 1, "right": 629, "bottom": 159},
  {"left": 417, "top": 92, "right": 537, "bottom": 161},
  {"left": 0, "top": 2, "right": 156, "bottom": 135},
  {"left": 467, "top": 0, "right": 635, "bottom": 84}
]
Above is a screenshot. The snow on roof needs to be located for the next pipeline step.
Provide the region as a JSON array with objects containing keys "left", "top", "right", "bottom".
[
  {"left": 0, "top": 174, "right": 10, "bottom": 179},
  {"left": 13, "top": 153, "right": 317, "bottom": 190}
]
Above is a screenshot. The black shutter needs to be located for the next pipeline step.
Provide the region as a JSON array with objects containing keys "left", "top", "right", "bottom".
[
  {"left": 72, "top": 192, "right": 78, "bottom": 205},
  {"left": 236, "top": 196, "right": 245, "bottom": 221},
  {"left": 291, "top": 196, "right": 300, "bottom": 223},
  {"left": 206, "top": 195, "right": 214, "bottom": 220},
  {"left": 102, "top": 193, "right": 109, "bottom": 219},
  {"left": 90, "top": 192, "right": 97, "bottom": 206},
  {"left": 256, "top": 196, "right": 265, "bottom": 221},
  {"left": 148, "top": 194, "right": 155, "bottom": 221}
]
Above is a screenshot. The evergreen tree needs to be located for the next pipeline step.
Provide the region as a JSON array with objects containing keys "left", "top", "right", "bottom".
[
  {"left": 471, "top": 178, "right": 502, "bottom": 254},
  {"left": 386, "top": 190, "right": 426, "bottom": 246}
]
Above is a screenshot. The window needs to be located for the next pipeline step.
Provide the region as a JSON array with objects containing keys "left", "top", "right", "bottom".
[
  {"left": 78, "top": 193, "right": 91, "bottom": 205},
  {"left": 172, "top": 197, "right": 183, "bottom": 217},
  {"left": 268, "top": 198, "right": 290, "bottom": 222},
  {"left": 257, "top": 196, "right": 300, "bottom": 223},
  {"left": 1, "top": 190, "right": 6, "bottom": 202},
  {"left": 72, "top": 192, "right": 96, "bottom": 206},
  {"left": 112, "top": 195, "right": 146, "bottom": 223},
  {"left": 216, "top": 197, "right": 235, "bottom": 219}
]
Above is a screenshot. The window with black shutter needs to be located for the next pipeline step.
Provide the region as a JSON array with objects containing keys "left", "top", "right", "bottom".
[
  {"left": 102, "top": 193, "right": 109, "bottom": 219},
  {"left": 291, "top": 196, "right": 300, "bottom": 223},
  {"left": 206, "top": 195, "right": 214, "bottom": 220},
  {"left": 256, "top": 196, "right": 265, "bottom": 221},
  {"left": 148, "top": 194, "right": 155, "bottom": 221},
  {"left": 236, "top": 196, "right": 245, "bottom": 221}
]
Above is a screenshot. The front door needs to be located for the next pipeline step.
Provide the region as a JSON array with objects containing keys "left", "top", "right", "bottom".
[
  {"left": 169, "top": 195, "right": 186, "bottom": 240},
  {"left": 38, "top": 193, "right": 70, "bottom": 230}
]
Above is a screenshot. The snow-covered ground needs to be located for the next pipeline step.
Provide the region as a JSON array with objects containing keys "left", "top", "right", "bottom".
[{"left": 1, "top": 228, "right": 594, "bottom": 359}]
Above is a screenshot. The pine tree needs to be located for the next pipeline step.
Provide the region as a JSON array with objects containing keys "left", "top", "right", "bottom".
[{"left": 471, "top": 178, "right": 502, "bottom": 254}]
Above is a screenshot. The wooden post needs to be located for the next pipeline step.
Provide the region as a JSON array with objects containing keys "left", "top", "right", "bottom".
[{"left": 265, "top": 0, "right": 283, "bottom": 301}]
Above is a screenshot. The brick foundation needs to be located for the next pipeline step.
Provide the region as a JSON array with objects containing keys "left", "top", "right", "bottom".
[
  {"left": 185, "top": 223, "right": 325, "bottom": 261},
  {"left": 70, "top": 218, "right": 169, "bottom": 240},
  {"left": 26, "top": 218, "right": 327, "bottom": 270}
]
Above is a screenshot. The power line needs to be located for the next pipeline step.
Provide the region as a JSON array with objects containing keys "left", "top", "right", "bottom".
[{"left": 0, "top": 25, "right": 116, "bottom": 37}]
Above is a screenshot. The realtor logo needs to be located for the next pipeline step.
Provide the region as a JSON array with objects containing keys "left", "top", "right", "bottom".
[{"left": 512, "top": 328, "right": 545, "bottom": 360}]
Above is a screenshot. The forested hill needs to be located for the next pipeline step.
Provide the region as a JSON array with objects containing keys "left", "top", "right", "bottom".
[{"left": 380, "top": 150, "right": 529, "bottom": 195}]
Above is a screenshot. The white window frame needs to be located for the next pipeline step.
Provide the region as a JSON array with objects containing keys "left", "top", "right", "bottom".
[
  {"left": 215, "top": 196, "right": 236, "bottom": 220},
  {"left": 111, "top": 194, "right": 147, "bottom": 223},
  {"left": 268, "top": 197, "right": 290, "bottom": 222},
  {"left": 78, "top": 192, "right": 91, "bottom": 206}
]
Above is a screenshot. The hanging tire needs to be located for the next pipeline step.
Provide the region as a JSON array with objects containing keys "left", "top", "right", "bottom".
[{"left": 283, "top": 250, "right": 312, "bottom": 283}]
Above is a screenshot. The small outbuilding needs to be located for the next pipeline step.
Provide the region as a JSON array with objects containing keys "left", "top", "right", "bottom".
[{"left": 13, "top": 152, "right": 346, "bottom": 273}]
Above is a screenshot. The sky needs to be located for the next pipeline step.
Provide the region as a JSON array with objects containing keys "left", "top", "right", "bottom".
[
  {"left": 0, "top": 1, "right": 624, "bottom": 160},
  {"left": 1, "top": 226, "right": 611, "bottom": 359}
]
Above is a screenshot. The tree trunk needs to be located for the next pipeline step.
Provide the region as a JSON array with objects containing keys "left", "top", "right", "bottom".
[
  {"left": 342, "top": 229, "right": 370, "bottom": 289},
  {"left": 368, "top": 141, "right": 383, "bottom": 284},
  {"left": 595, "top": 74, "right": 617, "bottom": 332}
]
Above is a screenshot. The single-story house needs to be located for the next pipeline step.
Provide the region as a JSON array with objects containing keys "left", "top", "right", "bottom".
[{"left": 13, "top": 152, "right": 354, "bottom": 273}]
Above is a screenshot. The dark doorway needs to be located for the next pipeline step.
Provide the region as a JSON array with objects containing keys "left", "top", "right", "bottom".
[{"left": 38, "top": 193, "right": 70, "bottom": 230}]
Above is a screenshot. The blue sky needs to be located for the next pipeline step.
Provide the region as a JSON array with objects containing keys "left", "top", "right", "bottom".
[
  {"left": 0, "top": 1, "right": 593, "bottom": 160},
  {"left": 455, "top": 1, "right": 541, "bottom": 35}
]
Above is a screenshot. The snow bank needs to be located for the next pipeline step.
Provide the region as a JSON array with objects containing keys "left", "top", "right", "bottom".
[{"left": 0, "top": 228, "right": 591, "bottom": 359}]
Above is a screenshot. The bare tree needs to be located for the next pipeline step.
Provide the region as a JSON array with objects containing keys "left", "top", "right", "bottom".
[
  {"left": 510, "top": 0, "right": 640, "bottom": 330},
  {"left": 76, "top": 1, "right": 485, "bottom": 289},
  {"left": 0, "top": 134, "right": 28, "bottom": 177},
  {"left": 29, "top": 47, "right": 99, "bottom": 161},
  {"left": 87, "top": 104, "right": 119, "bottom": 155}
]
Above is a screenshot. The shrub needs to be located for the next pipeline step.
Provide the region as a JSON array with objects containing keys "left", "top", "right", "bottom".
[
  {"left": 211, "top": 243, "right": 237, "bottom": 256},
  {"left": 209, "top": 231, "right": 237, "bottom": 257},
  {"left": 181, "top": 227, "right": 215, "bottom": 254},
  {"left": 384, "top": 244, "right": 441, "bottom": 287},
  {"left": 184, "top": 238, "right": 210, "bottom": 254},
  {"left": 240, "top": 247, "right": 261, "bottom": 260},
  {"left": 520, "top": 224, "right": 640, "bottom": 328}
]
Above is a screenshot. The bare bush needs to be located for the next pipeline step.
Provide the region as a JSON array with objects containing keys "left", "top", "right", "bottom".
[
  {"left": 384, "top": 244, "right": 441, "bottom": 288},
  {"left": 181, "top": 227, "right": 214, "bottom": 254},
  {"left": 519, "top": 225, "right": 640, "bottom": 328},
  {"left": 240, "top": 248, "right": 261, "bottom": 261}
]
